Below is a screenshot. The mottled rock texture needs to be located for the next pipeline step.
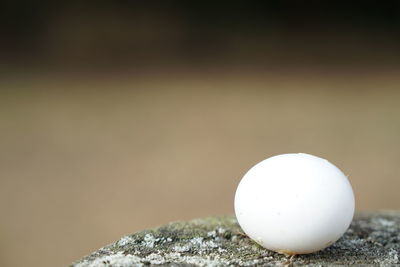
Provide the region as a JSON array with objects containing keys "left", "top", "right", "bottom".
[{"left": 72, "top": 211, "right": 399, "bottom": 266}]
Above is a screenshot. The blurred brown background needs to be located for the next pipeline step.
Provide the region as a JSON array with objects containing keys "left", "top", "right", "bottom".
[{"left": 1, "top": 2, "right": 400, "bottom": 267}]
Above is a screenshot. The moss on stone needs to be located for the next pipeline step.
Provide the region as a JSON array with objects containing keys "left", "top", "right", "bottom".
[{"left": 72, "top": 211, "right": 400, "bottom": 266}]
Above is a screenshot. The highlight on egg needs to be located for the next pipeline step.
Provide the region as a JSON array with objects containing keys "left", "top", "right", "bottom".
[{"left": 234, "top": 153, "right": 355, "bottom": 254}]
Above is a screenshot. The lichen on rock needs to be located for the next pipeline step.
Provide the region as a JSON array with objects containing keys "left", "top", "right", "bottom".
[{"left": 72, "top": 211, "right": 400, "bottom": 266}]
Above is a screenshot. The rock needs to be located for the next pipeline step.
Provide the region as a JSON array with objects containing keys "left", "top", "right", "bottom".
[{"left": 72, "top": 211, "right": 400, "bottom": 266}]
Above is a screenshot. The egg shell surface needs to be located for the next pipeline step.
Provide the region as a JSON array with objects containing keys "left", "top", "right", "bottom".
[{"left": 234, "top": 153, "right": 355, "bottom": 254}]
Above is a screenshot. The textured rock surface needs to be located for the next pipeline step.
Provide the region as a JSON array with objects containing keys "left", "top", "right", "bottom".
[{"left": 72, "top": 211, "right": 400, "bottom": 266}]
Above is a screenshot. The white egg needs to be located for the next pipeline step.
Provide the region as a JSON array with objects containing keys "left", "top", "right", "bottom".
[{"left": 234, "top": 153, "right": 355, "bottom": 254}]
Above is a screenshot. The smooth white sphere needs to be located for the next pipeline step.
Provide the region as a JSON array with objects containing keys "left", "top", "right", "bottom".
[{"left": 234, "top": 153, "right": 355, "bottom": 254}]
